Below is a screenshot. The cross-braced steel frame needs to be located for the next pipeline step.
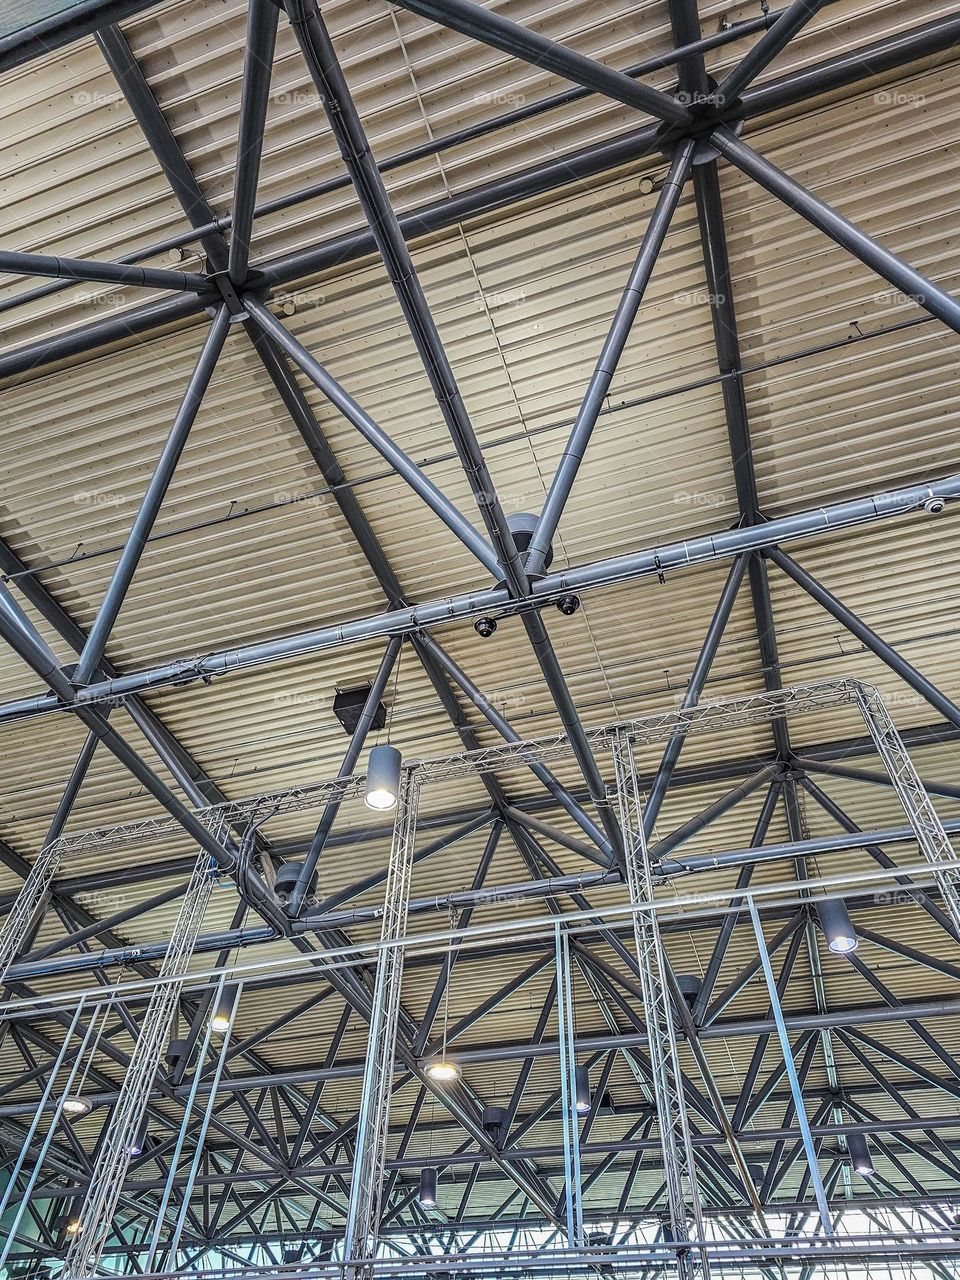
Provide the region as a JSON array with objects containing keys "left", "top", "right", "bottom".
[
  {"left": 2, "top": 0, "right": 960, "bottom": 1275},
  {"left": 2, "top": 678, "right": 960, "bottom": 1276}
]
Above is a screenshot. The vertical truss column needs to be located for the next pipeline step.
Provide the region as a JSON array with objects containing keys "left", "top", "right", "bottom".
[
  {"left": 0, "top": 839, "right": 63, "bottom": 982},
  {"left": 554, "top": 923, "right": 585, "bottom": 1247},
  {"left": 62, "top": 836, "right": 222, "bottom": 1278},
  {"left": 0, "top": 728, "right": 100, "bottom": 982},
  {"left": 343, "top": 768, "right": 420, "bottom": 1276},
  {"left": 610, "top": 729, "right": 710, "bottom": 1280},
  {"left": 853, "top": 685, "right": 960, "bottom": 933}
]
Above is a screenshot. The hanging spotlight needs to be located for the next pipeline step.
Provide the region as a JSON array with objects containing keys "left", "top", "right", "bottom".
[
  {"left": 364, "top": 743, "right": 402, "bottom": 811},
  {"left": 124, "top": 1115, "right": 149, "bottom": 1157},
  {"left": 61, "top": 1095, "right": 91, "bottom": 1120},
  {"left": 846, "top": 1131, "right": 875, "bottom": 1177},
  {"left": 419, "top": 1166, "right": 438, "bottom": 1208},
  {"left": 424, "top": 1058, "right": 462, "bottom": 1085},
  {"left": 574, "top": 1064, "right": 591, "bottom": 1116},
  {"left": 61, "top": 1195, "right": 84, "bottom": 1239},
  {"left": 816, "top": 898, "right": 859, "bottom": 955},
  {"left": 209, "top": 982, "right": 239, "bottom": 1035}
]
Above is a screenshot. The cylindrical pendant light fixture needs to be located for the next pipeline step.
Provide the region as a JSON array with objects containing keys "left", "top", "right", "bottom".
[
  {"left": 419, "top": 1166, "right": 437, "bottom": 1207},
  {"left": 575, "top": 1063, "right": 591, "bottom": 1115},
  {"left": 209, "top": 982, "right": 239, "bottom": 1034},
  {"left": 847, "top": 1130, "right": 875, "bottom": 1177},
  {"left": 124, "top": 1115, "right": 150, "bottom": 1157},
  {"left": 364, "top": 743, "right": 402, "bottom": 810},
  {"left": 816, "top": 898, "right": 859, "bottom": 954},
  {"left": 61, "top": 1094, "right": 92, "bottom": 1120}
]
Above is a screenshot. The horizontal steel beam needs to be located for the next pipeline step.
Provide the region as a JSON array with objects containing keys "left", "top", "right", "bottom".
[
  {"left": 1, "top": 11, "right": 958, "bottom": 382},
  {"left": 0, "top": 475, "right": 952, "bottom": 719},
  {"left": 0, "top": 0, "right": 162, "bottom": 73},
  {"left": 0, "top": 248, "right": 208, "bottom": 293}
]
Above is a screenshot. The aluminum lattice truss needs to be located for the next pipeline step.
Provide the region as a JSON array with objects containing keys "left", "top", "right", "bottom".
[
  {"left": 2, "top": 0, "right": 960, "bottom": 1274},
  {"left": 2, "top": 678, "right": 959, "bottom": 1276}
]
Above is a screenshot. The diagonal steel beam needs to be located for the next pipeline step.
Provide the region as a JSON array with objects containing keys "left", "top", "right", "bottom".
[
  {"left": 390, "top": 0, "right": 690, "bottom": 127},
  {"left": 713, "top": 0, "right": 832, "bottom": 107},
  {"left": 229, "top": 0, "right": 278, "bottom": 284},
  {"left": 95, "top": 24, "right": 229, "bottom": 272},
  {"left": 285, "top": 0, "right": 527, "bottom": 598},
  {"left": 712, "top": 126, "right": 960, "bottom": 336},
  {"left": 643, "top": 554, "right": 749, "bottom": 838},
  {"left": 415, "top": 631, "right": 611, "bottom": 858},
  {"left": 243, "top": 296, "right": 500, "bottom": 579},
  {"left": 798, "top": 772, "right": 960, "bottom": 943},
  {"left": 287, "top": 636, "right": 403, "bottom": 915},
  {"left": 692, "top": 780, "right": 781, "bottom": 1024},
  {"left": 72, "top": 306, "right": 231, "bottom": 685},
  {"left": 525, "top": 137, "right": 697, "bottom": 576},
  {"left": 766, "top": 545, "right": 960, "bottom": 730}
]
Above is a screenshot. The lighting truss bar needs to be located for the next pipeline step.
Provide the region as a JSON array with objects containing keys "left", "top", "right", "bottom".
[
  {"left": 0, "top": 730, "right": 99, "bottom": 981},
  {"left": 852, "top": 686, "right": 960, "bottom": 931},
  {"left": 62, "top": 842, "right": 221, "bottom": 1278},
  {"left": 32, "top": 678, "right": 864, "bottom": 859},
  {"left": 555, "top": 926, "right": 586, "bottom": 1246},
  {"left": 1, "top": 476, "right": 956, "bottom": 721},
  {"left": 611, "top": 728, "right": 710, "bottom": 1279},
  {"left": 343, "top": 769, "right": 419, "bottom": 1272},
  {"left": 3, "top": 991, "right": 960, "bottom": 1115}
]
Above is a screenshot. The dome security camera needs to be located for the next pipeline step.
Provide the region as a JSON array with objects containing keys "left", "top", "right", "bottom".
[
  {"left": 556, "top": 594, "right": 581, "bottom": 616},
  {"left": 923, "top": 496, "right": 946, "bottom": 515}
]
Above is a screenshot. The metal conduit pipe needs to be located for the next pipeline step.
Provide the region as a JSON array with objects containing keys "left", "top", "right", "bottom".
[
  {"left": 0, "top": 473, "right": 954, "bottom": 719},
  {"left": 660, "top": 815, "right": 960, "bottom": 874}
]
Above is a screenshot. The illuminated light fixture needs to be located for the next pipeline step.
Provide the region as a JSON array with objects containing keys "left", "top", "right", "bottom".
[
  {"left": 847, "top": 1131, "right": 875, "bottom": 1177},
  {"left": 209, "top": 982, "right": 239, "bottom": 1035},
  {"left": 62, "top": 1197, "right": 83, "bottom": 1238},
  {"left": 816, "top": 898, "right": 859, "bottom": 955},
  {"left": 364, "top": 743, "right": 402, "bottom": 811},
  {"left": 124, "top": 1116, "right": 149, "bottom": 1157},
  {"left": 61, "top": 1095, "right": 91, "bottom": 1119},
  {"left": 575, "top": 1064, "right": 591, "bottom": 1116},
  {"left": 419, "top": 1166, "right": 438, "bottom": 1207},
  {"left": 424, "top": 1058, "right": 461, "bottom": 1085}
]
